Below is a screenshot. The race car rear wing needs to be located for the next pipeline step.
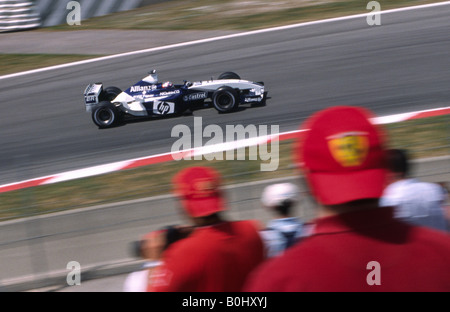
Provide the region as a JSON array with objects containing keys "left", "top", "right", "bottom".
[{"left": 84, "top": 83, "right": 103, "bottom": 112}]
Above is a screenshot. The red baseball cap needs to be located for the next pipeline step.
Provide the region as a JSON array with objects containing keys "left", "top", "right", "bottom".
[
  {"left": 295, "top": 106, "right": 388, "bottom": 205},
  {"left": 172, "top": 166, "right": 226, "bottom": 217}
]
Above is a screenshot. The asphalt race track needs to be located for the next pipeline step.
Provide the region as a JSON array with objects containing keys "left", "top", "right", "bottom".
[{"left": 1, "top": 4, "right": 449, "bottom": 185}]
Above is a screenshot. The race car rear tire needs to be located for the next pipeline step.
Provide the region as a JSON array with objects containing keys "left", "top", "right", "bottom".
[
  {"left": 102, "top": 86, "right": 122, "bottom": 101},
  {"left": 212, "top": 87, "right": 239, "bottom": 113},
  {"left": 218, "top": 72, "right": 240, "bottom": 80},
  {"left": 92, "top": 101, "right": 122, "bottom": 128}
]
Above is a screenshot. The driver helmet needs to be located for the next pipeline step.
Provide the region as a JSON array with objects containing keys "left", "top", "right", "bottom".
[
  {"left": 143, "top": 70, "right": 158, "bottom": 84},
  {"left": 162, "top": 81, "right": 173, "bottom": 88}
]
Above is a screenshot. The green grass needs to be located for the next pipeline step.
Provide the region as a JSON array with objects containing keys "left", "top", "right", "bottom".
[
  {"left": 0, "top": 115, "right": 448, "bottom": 221},
  {"left": 45, "top": 0, "right": 444, "bottom": 31},
  {"left": 384, "top": 115, "right": 450, "bottom": 159},
  {"left": 0, "top": 53, "right": 102, "bottom": 76}
]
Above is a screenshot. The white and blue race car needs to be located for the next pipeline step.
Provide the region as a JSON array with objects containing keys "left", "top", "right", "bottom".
[{"left": 84, "top": 70, "right": 266, "bottom": 128}]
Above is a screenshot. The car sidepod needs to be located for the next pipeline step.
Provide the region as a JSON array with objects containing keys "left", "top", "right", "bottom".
[
  {"left": 120, "top": 82, "right": 183, "bottom": 117},
  {"left": 187, "top": 80, "right": 265, "bottom": 105}
]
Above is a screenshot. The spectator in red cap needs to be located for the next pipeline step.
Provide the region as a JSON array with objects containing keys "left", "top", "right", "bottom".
[
  {"left": 244, "top": 106, "right": 450, "bottom": 292},
  {"left": 146, "top": 166, "right": 265, "bottom": 292}
]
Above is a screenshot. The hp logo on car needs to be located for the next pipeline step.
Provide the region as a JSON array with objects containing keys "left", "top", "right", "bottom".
[{"left": 158, "top": 102, "right": 171, "bottom": 114}]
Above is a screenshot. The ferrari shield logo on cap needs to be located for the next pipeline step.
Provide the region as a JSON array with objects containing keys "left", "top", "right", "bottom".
[
  {"left": 192, "top": 179, "right": 220, "bottom": 198},
  {"left": 327, "top": 132, "right": 369, "bottom": 167}
]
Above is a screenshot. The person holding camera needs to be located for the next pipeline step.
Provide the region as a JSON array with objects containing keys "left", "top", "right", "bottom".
[
  {"left": 123, "top": 231, "right": 164, "bottom": 292},
  {"left": 145, "top": 166, "right": 265, "bottom": 292}
]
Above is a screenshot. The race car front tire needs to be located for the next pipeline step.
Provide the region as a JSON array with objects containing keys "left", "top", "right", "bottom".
[
  {"left": 212, "top": 87, "right": 239, "bottom": 113},
  {"left": 218, "top": 72, "right": 240, "bottom": 80},
  {"left": 101, "top": 86, "right": 122, "bottom": 102},
  {"left": 92, "top": 102, "right": 122, "bottom": 128}
]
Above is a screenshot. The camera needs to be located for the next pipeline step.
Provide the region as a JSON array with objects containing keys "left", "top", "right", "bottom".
[
  {"left": 162, "top": 225, "right": 192, "bottom": 249},
  {"left": 129, "top": 225, "right": 193, "bottom": 258}
]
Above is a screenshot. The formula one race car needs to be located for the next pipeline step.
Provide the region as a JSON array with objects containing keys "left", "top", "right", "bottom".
[{"left": 84, "top": 70, "right": 267, "bottom": 128}]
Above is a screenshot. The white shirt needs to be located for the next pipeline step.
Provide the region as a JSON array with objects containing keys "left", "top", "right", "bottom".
[
  {"left": 380, "top": 179, "right": 448, "bottom": 231},
  {"left": 259, "top": 217, "right": 305, "bottom": 258},
  {"left": 123, "top": 261, "right": 162, "bottom": 292}
]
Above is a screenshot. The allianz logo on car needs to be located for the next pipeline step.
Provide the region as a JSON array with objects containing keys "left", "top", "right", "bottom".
[{"left": 130, "top": 85, "right": 158, "bottom": 92}]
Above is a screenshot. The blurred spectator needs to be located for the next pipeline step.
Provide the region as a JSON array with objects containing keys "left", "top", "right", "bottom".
[
  {"left": 146, "top": 166, "right": 265, "bottom": 292},
  {"left": 123, "top": 225, "right": 196, "bottom": 292},
  {"left": 379, "top": 149, "right": 449, "bottom": 232},
  {"left": 244, "top": 106, "right": 450, "bottom": 291},
  {"left": 122, "top": 230, "right": 167, "bottom": 292},
  {"left": 259, "top": 183, "right": 307, "bottom": 257}
]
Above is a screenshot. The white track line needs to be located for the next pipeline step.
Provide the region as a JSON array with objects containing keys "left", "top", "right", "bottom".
[{"left": 1, "top": 1, "right": 450, "bottom": 81}]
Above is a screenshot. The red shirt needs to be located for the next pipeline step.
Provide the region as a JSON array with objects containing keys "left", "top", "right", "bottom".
[
  {"left": 244, "top": 207, "right": 450, "bottom": 292},
  {"left": 148, "top": 220, "right": 264, "bottom": 292}
]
